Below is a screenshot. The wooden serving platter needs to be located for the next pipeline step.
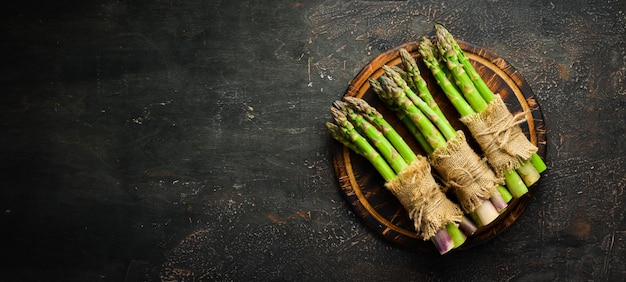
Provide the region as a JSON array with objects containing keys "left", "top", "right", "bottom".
[{"left": 331, "top": 40, "right": 547, "bottom": 252}]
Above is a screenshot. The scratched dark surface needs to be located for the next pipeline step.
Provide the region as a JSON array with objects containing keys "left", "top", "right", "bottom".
[{"left": 0, "top": 0, "right": 624, "bottom": 281}]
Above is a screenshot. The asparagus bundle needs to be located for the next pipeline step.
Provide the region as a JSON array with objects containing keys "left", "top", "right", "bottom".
[
  {"left": 370, "top": 64, "right": 508, "bottom": 227},
  {"left": 395, "top": 48, "right": 514, "bottom": 204},
  {"left": 326, "top": 98, "right": 478, "bottom": 254},
  {"left": 417, "top": 24, "right": 547, "bottom": 198}
]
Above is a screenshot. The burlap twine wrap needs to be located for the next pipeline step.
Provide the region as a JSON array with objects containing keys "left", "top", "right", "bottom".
[
  {"left": 430, "top": 131, "right": 500, "bottom": 213},
  {"left": 460, "top": 94, "right": 538, "bottom": 177},
  {"left": 385, "top": 155, "right": 463, "bottom": 240}
]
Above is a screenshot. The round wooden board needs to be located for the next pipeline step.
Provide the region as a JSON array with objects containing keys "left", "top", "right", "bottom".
[{"left": 331, "top": 40, "right": 547, "bottom": 252}]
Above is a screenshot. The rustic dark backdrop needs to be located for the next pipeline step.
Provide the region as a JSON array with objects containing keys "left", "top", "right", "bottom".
[{"left": 1, "top": 0, "right": 625, "bottom": 281}]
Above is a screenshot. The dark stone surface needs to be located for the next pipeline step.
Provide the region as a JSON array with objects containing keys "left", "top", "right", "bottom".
[{"left": 0, "top": 0, "right": 624, "bottom": 281}]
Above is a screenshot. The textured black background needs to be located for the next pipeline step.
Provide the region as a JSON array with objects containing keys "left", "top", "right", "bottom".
[{"left": 1, "top": 0, "right": 625, "bottom": 281}]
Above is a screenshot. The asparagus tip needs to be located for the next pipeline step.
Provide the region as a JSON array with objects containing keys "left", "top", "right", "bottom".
[
  {"left": 329, "top": 104, "right": 347, "bottom": 124},
  {"left": 332, "top": 100, "right": 348, "bottom": 112}
]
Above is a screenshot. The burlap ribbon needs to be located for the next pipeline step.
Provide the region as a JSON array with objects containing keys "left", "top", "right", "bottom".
[
  {"left": 385, "top": 155, "right": 463, "bottom": 240},
  {"left": 429, "top": 131, "right": 500, "bottom": 213},
  {"left": 460, "top": 95, "right": 538, "bottom": 177}
]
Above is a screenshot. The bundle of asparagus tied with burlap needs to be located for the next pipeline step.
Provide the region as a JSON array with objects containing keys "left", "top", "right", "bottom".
[
  {"left": 370, "top": 61, "right": 511, "bottom": 228},
  {"left": 327, "top": 24, "right": 547, "bottom": 253},
  {"left": 417, "top": 24, "right": 547, "bottom": 200},
  {"left": 326, "top": 97, "right": 478, "bottom": 254}
]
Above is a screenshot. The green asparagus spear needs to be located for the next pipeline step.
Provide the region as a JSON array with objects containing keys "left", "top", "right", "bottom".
[
  {"left": 398, "top": 48, "right": 446, "bottom": 121},
  {"left": 434, "top": 23, "right": 495, "bottom": 103},
  {"left": 418, "top": 37, "right": 476, "bottom": 117},
  {"left": 326, "top": 122, "right": 396, "bottom": 182},
  {"left": 377, "top": 75, "right": 448, "bottom": 150},
  {"left": 331, "top": 104, "right": 407, "bottom": 174},
  {"left": 434, "top": 30, "right": 488, "bottom": 113},
  {"left": 382, "top": 65, "right": 457, "bottom": 141},
  {"left": 343, "top": 96, "right": 417, "bottom": 164},
  {"left": 369, "top": 78, "right": 434, "bottom": 154}
]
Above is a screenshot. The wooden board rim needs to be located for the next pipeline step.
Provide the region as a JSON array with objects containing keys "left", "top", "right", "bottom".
[{"left": 332, "top": 40, "right": 547, "bottom": 252}]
